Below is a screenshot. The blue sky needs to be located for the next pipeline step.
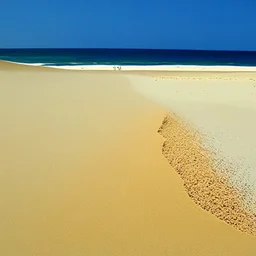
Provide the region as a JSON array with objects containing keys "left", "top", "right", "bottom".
[{"left": 1, "top": 0, "right": 256, "bottom": 50}]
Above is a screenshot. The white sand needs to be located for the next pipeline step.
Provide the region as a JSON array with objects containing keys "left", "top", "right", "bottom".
[{"left": 127, "top": 74, "right": 256, "bottom": 212}]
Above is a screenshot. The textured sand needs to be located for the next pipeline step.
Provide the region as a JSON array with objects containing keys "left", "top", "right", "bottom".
[
  {"left": 158, "top": 113, "right": 256, "bottom": 235},
  {"left": 1, "top": 61, "right": 256, "bottom": 255},
  {"left": 127, "top": 73, "right": 256, "bottom": 214}
]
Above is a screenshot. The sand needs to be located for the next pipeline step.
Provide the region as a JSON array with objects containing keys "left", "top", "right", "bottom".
[
  {"left": 127, "top": 73, "right": 256, "bottom": 211},
  {"left": 1, "top": 61, "right": 256, "bottom": 255}
]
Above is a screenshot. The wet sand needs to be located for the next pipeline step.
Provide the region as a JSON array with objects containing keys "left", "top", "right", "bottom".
[{"left": 1, "top": 61, "right": 256, "bottom": 255}]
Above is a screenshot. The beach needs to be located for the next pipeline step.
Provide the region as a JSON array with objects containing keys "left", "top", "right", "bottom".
[{"left": 1, "top": 61, "right": 256, "bottom": 255}]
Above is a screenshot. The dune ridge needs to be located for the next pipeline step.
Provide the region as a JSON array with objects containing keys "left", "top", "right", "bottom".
[{"left": 158, "top": 113, "right": 256, "bottom": 236}]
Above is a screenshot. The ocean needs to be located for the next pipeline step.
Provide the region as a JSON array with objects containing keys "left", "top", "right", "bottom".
[{"left": 1, "top": 48, "right": 256, "bottom": 67}]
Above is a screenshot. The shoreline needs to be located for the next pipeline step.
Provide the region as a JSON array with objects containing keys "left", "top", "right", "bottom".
[{"left": 2, "top": 59, "right": 256, "bottom": 72}]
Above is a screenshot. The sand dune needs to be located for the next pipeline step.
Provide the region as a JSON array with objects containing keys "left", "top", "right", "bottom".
[{"left": 1, "top": 61, "right": 256, "bottom": 255}]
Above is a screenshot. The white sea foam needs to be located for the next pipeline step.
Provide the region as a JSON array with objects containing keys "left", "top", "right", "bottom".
[
  {"left": 47, "top": 64, "right": 256, "bottom": 71},
  {"left": 2, "top": 60, "right": 256, "bottom": 71},
  {"left": 1, "top": 60, "right": 45, "bottom": 66}
]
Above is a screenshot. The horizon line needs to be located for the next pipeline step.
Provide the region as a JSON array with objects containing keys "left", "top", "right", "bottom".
[{"left": 0, "top": 48, "right": 256, "bottom": 53}]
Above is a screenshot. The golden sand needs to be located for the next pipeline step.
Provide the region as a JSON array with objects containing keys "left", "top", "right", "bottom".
[{"left": 1, "top": 61, "right": 256, "bottom": 255}]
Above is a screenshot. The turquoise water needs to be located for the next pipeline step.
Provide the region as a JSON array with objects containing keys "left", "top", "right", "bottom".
[
  {"left": 0, "top": 49, "right": 256, "bottom": 66},
  {"left": 1, "top": 48, "right": 256, "bottom": 66}
]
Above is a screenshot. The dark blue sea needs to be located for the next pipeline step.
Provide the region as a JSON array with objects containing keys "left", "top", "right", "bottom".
[{"left": 1, "top": 48, "right": 256, "bottom": 66}]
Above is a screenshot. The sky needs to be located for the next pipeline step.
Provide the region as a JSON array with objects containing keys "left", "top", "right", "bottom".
[{"left": 1, "top": 0, "right": 256, "bottom": 50}]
